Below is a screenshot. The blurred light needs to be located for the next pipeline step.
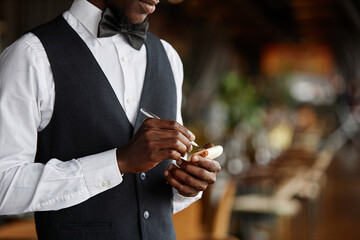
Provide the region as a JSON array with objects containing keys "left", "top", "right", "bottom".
[
  {"left": 252, "top": 130, "right": 269, "bottom": 149},
  {"left": 261, "top": 44, "right": 334, "bottom": 77},
  {"left": 225, "top": 138, "right": 244, "bottom": 158},
  {"left": 270, "top": 148, "right": 281, "bottom": 159},
  {"left": 268, "top": 122, "right": 294, "bottom": 151},
  {"left": 290, "top": 80, "right": 315, "bottom": 102},
  {"left": 255, "top": 148, "right": 271, "bottom": 165},
  {"left": 289, "top": 74, "right": 336, "bottom": 105},
  {"left": 234, "top": 122, "right": 252, "bottom": 141},
  {"left": 227, "top": 156, "right": 250, "bottom": 175}
]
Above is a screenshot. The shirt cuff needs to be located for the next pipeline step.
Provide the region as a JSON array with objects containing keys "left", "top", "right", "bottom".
[
  {"left": 79, "top": 149, "right": 123, "bottom": 197},
  {"left": 172, "top": 188, "right": 203, "bottom": 214}
]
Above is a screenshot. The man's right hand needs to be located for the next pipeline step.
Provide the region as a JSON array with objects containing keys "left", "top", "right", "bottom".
[{"left": 116, "top": 118, "right": 195, "bottom": 174}]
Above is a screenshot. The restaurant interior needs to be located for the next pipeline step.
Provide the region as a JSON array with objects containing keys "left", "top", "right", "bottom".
[{"left": 0, "top": 0, "right": 360, "bottom": 239}]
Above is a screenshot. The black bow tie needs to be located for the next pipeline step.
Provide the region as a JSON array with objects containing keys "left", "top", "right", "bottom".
[{"left": 97, "top": 8, "right": 149, "bottom": 50}]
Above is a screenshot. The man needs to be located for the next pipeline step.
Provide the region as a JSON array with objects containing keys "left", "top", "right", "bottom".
[{"left": 0, "top": 0, "right": 221, "bottom": 239}]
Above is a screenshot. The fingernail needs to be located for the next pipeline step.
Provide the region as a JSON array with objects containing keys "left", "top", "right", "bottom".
[
  {"left": 164, "top": 170, "right": 169, "bottom": 177},
  {"left": 189, "top": 131, "right": 196, "bottom": 141},
  {"left": 168, "top": 164, "right": 173, "bottom": 170},
  {"left": 192, "top": 155, "right": 199, "bottom": 162},
  {"left": 189, "top": 145, "right": 193, "bottom": 152}
]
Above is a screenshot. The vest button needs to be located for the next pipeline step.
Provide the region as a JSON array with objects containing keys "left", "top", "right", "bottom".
[
  {"left": 143, "top": 211, "right": 150, "bottom": 219},
  {"left": 140, "top": 172, "right": 146, "bottom": 180}
]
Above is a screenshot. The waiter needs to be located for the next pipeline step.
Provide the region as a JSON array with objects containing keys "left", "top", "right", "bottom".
[{"left": 0, "top": 0, "right": 221, "bottom": 239}]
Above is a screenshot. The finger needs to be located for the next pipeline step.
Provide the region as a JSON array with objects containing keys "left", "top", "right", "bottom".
[
  {"left": 155, "top": 129, "right": 193, "bottom": 152},
  {"left": 154, "top": 149, "right": 183, "bottom": 162},
  {"left": 177, "top": 160, "right": 217, "bottom": 184},
  {"left": 140, "top": 128, "right": 190, "bottom": 156},
  {"left": 151, "top": 138, "right": 188, "bottom": 157},
  {"left": 195, "top": 142, "right": 215, "bottom": 153},
  {"left": 189, "top": 155, "right": 221, "bottom": 173},
  {"left": 141, "top": 119, "right": 194, "bottom": 152},
  {"left": 167, "top": 164, "right": 209, "bottom": 191},
  {"left": 202, "top": 142, "right": 214, "bottom": 149},
  {"left": 143, "top": 118, "right": 196, "bottom": 143},
  {"left": 164, "top": 166, "right": 201, "bottom": 197}
]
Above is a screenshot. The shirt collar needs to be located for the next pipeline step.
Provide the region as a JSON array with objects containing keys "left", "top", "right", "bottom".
[{"left": 69, "top": 0, "right": 103, "bottom": 37}]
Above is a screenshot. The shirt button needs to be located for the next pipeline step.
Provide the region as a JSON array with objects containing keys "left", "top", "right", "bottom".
[
  {"left": 102, "top": 181, "right": 110, "bottom": 187},
  {"left": 143, "top": 211, "right": 149, "bottom": 219},
  {"left": 126, "top": 98, "right": 133, "bottom": 104},
  {"left": 122, "top": 56, "right": 128, "bottom": 62},
  {"left": 140, "top": 172, "right": 146, "bottom": 180}
]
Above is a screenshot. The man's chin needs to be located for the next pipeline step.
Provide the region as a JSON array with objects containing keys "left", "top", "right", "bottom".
[{"left": 127, "top": 12, "right": 149, "bottom": 24}]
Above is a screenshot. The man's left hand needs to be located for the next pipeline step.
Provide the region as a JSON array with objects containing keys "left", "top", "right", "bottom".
[{"left": 164, "top": 144, "right": 221, "bottom": 197}]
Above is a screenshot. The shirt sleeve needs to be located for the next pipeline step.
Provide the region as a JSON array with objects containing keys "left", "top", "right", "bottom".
[
  {"left": 161, "top": 39, "right": 203, "bottom": 213},
  {"left": 0, "top": 34, "right": 123, "bottom": 215}
]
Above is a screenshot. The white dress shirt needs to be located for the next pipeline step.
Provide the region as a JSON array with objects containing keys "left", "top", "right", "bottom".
[{"left": 0, "top": 0, "right": 200, "bottom": 215}]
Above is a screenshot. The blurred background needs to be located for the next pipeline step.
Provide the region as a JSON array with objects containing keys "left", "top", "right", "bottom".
[{"left": 1, "top": 0, "right": 360, "bottom": 239}]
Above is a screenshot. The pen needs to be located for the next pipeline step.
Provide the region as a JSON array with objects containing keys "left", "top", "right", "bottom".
[{"left": 140, "top": 108, "right": 199, "bottom": 148}]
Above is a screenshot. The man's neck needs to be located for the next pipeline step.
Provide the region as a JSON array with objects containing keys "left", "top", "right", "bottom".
[{"left": 87, "top": 0, "right": 107, "bottom": 10}]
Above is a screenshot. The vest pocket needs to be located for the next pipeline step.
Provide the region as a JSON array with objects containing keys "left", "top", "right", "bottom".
[{"left": 59, "top": 222, "right": 111, "bottom": 240}]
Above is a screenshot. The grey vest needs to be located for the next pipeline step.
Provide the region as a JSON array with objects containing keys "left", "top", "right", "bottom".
[{"left": 32, "top": 16, "right": 177, "bottom": 240}]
